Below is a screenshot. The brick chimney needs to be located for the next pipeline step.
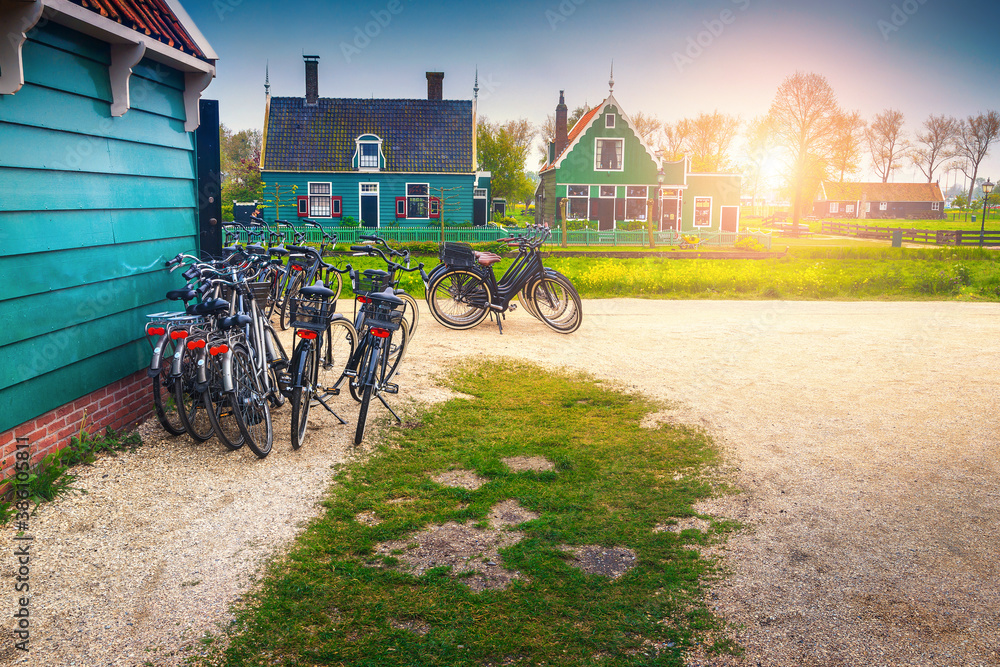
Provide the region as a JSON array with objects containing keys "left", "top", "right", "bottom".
[
  {"left": 555, "top": 90, "right": 568, "bottom": 158},
  {"left": 426, "top": 72, "right": 444, "bottom": 100},
  {"left": 304, "top": 55, "right": 319, "bottom": 106}
]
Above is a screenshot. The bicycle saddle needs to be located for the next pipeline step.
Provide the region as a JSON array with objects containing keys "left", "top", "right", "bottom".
[
  {"left": 219, "top": 313, "right": 253, "bottom": 330},
  {"left": 474, "top": 251, "right": 503, "bottom": 267},
  {"left": 368, "top": 288, "right": 403, "bottom": 307},
  {"left": 362, "top": 269, "right": 389, "bottom": 278},
  {"left": 188, "top": 298, "right": 229, "bottom": 316},
  {"left": 166, "top": 288, "right": 196, "bottom": 302},
  {"left": 299, "top": 284, "right": 336, "bottom": 299}
]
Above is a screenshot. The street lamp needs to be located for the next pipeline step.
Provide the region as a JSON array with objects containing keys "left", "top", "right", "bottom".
[{"left": 980, "top": 178, "right": 994, "bottom": 246}]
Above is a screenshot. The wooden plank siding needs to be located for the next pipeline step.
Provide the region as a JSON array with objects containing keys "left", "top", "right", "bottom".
[{"left": 0, "top": 21, "right": 199, "bottom": 434}]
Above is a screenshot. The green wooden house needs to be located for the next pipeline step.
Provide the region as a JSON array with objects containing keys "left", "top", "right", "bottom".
[
  {"left": 537, "top": 87, "right": 741, "bottom": 233},
  {"left": 260, "top": 60, "right": 491, "bottom": 228},
  {"left": 0, "top": 0, "right": 216, "bottom": 476}
]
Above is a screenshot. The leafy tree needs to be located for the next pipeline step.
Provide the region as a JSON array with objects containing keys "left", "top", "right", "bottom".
[
  {"left": 830, "top": 111, "right": 866, "bottom": 181},
  {"left": 765, "top": 71, "right": 842, "bottom": 224},
  {"left": 479, "top": 116, "right": 536, "bottom": 202},
  {"left": 910, "top": 114, "right": 959, "bottom": 183},
  {"left": 953, "top": 193, "right": 968, "bottom": 210},
  {"left": 661, "top": 119, "right": 692, "bottom": 162},
  {"left": 220, "top": 124, "right": 263, "bottom": 218},
  {"left": 955, "top": 111, "right": 1000, "bottom": 219},
  {"left": 866, "top": 108, "right": 908, "bottom": 183}
]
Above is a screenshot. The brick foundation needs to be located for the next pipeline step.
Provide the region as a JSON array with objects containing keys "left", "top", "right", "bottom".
[{"left": 0, "top": 370, "right": 153, "bottom": 486}]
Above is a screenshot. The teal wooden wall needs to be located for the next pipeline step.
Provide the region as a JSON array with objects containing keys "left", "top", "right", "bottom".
[
  {"left": 0, "top": 22, "right": 199, "bottom": 433},
  {"left": 261, "top": 171, "right": 477, "bottom": 226}
]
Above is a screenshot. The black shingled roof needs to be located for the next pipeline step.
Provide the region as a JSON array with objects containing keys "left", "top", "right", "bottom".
[{"left": 262, "top": 97, "right": 473, "bottom": 173}]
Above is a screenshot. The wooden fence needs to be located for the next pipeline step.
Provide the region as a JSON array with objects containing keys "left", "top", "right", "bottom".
[{"left": 820, "top": 221, "right": 1000, "bottom": 246}]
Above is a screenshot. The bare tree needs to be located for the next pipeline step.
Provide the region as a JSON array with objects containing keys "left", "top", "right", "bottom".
[
  {"left": 739, "top": 116, "right": 775, "bottom": 211},
  {"left": 538, "top": 104, "right": 593, "bottom": 163},
  {"left": 955, "top": 111, "right": 1000, "bottom": 215},
  {"left": 910, "top": 114, "right": 959, "bottom": 183},
  {"left": 660, "top": 119, "right": 691, "bottom": 162},
  {"left": 830, "top": 111, "right": 866, "bottom": 181},
  {"left": 686, "top": 111, "right": 741, "bottom": 172},
  {"left": 866, "top": 109, "right": 907, "bottom": 183},
  {"left": 765, "top": 71, "right": 842, "bottom": 224},
  {"left": 628, "top": 111, "right": 662, "bottom": 144}
]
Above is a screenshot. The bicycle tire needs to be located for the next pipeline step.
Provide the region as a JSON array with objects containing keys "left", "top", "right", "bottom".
[
  {"left": 317, "top": 318, "right": 357, "bottom": 398},
  {"left": 290, "top": 340, "right": 316, "bottom": 450},
  {"left": 203, "top": 351, "right": 243, "bottom": 450},
  {"left": 262, "top": 318, "right": 288, "bottom": 408},
  {"left": 230, "top": 343, "right": 273, "bottom": 458},
  {"left": 383, "top": 319, "right": 409, "bottom": 384},
  {"left": 326, "top": 269, "right": 343, "bottom": 303},
  {"left": 353, "top": 345, "right": 380, "bottom": 446},
  {"left": 152, "top": 338, "right": 186, "bottom": 436},
  {"left": 279, "top": 273, "right": 304, "bottom": 331},
  {"left": 426, "top": 269, "right": 492, "bottom": 330},
  {"left": 174, "top": 347, "right": 215, "bottom": 442},
  {"left": 528, "top": 274, "right": 583, "bottom": 334},
  {"left": 396, "top": 291, "right": 420, "bottom": 340}
]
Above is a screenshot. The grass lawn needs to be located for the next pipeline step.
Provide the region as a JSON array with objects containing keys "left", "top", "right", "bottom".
[{"left": 208, "top": 361, "right": 735, "bottom": 667}]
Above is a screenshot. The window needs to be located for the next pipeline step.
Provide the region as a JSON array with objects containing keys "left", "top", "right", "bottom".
[
  {"left": 331, "top": 197, "right": 342, "bottom": 217},
  {"left": 846, "top": 204, "right": 855, "bottom": 213},
  {"left": 625, "top": 185, "right": 647, "bottom": 220},
  {"left": 474, "top": 188, "right": 487, "bottom": 198},
  {"left": 931, "top": 201, "right": 941, "bottom": 211},
  {"left": 829, "top": 202, "right": 839, "bottom": 213},
  {"left": 308, "top": 182, "right": 332, "bottom": 217},
  {"left": 407, "top": 183, "right": 429, "bottom": 218},
  {"left": 605, "top": 114, "right": 615, "bottom": 128},
  {"left": 599, "top": 185, "right": 616, "bottom": 198},
  {"left": 297, "top": 196, "right": 308, "bottom": 217},
  {"left": 355, "top": 135, "right": 382, "bottom": 171},
  {"left": 566, "top": 185, "right": 589, "bottom": 220},
  {"left": 595, "top": 138, "right": 623, "bottom": 171},
  {"left": 694, "top": 197, "right": 712, "bottom": 227},
  {"left": 361, "top": 183, "right": 378, "bottom": 193},
  {"left": 866, "top": 202, "right": 872, "bottom": 212},
  {"left": 879, "top": 202, "right": 887, "bottom": 211},
  {"left": 429, "top": 197, "right": 441, "bottom": 218}
]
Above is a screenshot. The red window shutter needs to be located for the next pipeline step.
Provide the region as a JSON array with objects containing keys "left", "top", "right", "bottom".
[
  {"left": 331, "top": 196, "right": 342, "bottom": 218},
  {"left": 297, "top": 196, "right": 308, "bottom": 217},
  {"left": 395, "top": 196, "right": 406, "bottom": 218},
  {"left": 429, "top": 197, "right": 441, "bottom": 219}
]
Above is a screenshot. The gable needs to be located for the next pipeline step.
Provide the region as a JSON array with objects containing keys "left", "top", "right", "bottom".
[{"left": 262, "top": 97, "right": 473, "bottom": 173}]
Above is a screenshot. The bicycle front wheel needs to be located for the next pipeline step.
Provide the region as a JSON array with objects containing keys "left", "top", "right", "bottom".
[
  {"left": 231, "top": 343, "right": 273, "bottom": 458},
  {"left": 279, "top": 273, "right": 304, "bottom": 331},
  {"left": 353, "top": 344, "right": 380, "bottom": 446},
  {"left": 396, "top": 291, "right": 420, "bottom": 340},
  {"left": 528, "top": 274, "right": 583, "bottom": 334},
  {"left": 427, "top": 269, "right": 492, "bottom": 330},
  {"left": 383, "top": 320, "right": 409, "bottom": 384},
  {"left": 317, "top": 318, "right": 357, "bottom": 398}
]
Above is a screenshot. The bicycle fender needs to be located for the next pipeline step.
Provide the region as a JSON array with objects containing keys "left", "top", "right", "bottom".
[
  {"left": 289, "top": 342, "right": 314, "bottom": 389},
  {"left": 221, "top": 348, "right": 235, "bottom": 393},
  {"left": 170, "top": 341, "right": 185, "bottom": 377},
  {"left": 147, "top": 336, "right": 169, "bottom": 377}
]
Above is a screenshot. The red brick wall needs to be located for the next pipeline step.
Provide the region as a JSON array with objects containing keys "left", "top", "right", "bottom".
[{"left": 0, "top": 370, "right": 152, "bottom": 485}]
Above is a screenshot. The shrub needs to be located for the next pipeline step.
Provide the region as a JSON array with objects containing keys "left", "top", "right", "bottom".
[
  {"left": 734, "top": 236, "right": 766, "bottom": 252},
  {"left": 340, "top": 216, "right": 360, "bottom": 228}
]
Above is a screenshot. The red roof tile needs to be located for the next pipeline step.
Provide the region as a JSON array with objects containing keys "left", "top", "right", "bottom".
[
  {"left": 68, "top": 0, "right": 206, "bottom": 59},
  {"left": 821, "top": 181, "right": 944, "bottom": 203}
]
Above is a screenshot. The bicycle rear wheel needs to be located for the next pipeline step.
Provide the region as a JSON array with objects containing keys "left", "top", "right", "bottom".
[
  {"left": 528, "top": 274, "right": 583, "bottom": 334},
  {"left": 383, "top": 320, "right": 409, "bottom": 384},
  {"left": 175, "top": 347, "right": 214, "bottom": 442},
  {"left": 290, "top": 340, "right": 317, "bottom": 450},
  {"left": 317, "top": 318, "right": 357, "bottom": 397},
  {"left": 279, "top": 273, "right": 305, "bottom": 331},
  {"left": 204, "top": 351, "right": 243, "bottom": 450},
  {"left": 152, "top": 338, "right": 186, "bottom": 435},
  {"left": 426, "top": 269, "right": 492, "bottom": 330},
  {"left": 230, "top": 343, "right": 273, "bottom": 458}
]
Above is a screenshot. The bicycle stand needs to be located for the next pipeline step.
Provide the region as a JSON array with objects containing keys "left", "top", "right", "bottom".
[
  {"left": 375, "top": 390, "right": 403, "bottom": 424},
  {"left": 313, "top": 392, "right": 347, "bottom": 425}
]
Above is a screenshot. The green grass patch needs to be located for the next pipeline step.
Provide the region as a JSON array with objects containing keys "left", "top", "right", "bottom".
[{"left": 211, "top": 361, "right": 736, "bottom": 667}]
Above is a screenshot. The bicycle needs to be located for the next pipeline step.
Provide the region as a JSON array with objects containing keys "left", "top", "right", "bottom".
[{"left": 348, "top": 236, "right": 425, "bottom": 338}]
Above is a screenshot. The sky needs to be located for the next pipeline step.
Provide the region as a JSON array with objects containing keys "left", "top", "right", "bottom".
[{"left": 184, "top": 0, "right": 1000, "bottom": 191}]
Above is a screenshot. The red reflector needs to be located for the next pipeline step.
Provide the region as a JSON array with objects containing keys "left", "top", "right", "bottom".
[
  {"left": 210, "top": 344, "right": 229, "bottom": 356},
  {"left": 291, "top": 265, "right": 304, "bottom": 272},
  {"left": 170, "top": 330, "right": 189, "bottom": 340},
  {"left": 148, "top": 327, "right": 166, "bottom": 336},
  {"left": 296, "top": 330, "right": 318, "bottom": 339},
  {"left": 186, "top": 339, "right": 206, "bottom": 350},
  {"left": 371, "top": 328, "right": 390, "bottom": 339},
  {"left": 356, "top": 296, "right": 370, "bottom": 304}
]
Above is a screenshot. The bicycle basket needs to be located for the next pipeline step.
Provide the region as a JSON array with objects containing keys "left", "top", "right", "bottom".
[
  {"left": 363, "top": 294, "right": 406, "bottom": 332},
  {"left": 248, "top": 281, "right": 272, "bottom": 308},
  {"left": 351, "top": 271, "right": 393, "bottom": 295},
  {"left": 439, "top": 242, "right": 476, "bottom": 267},
  {"left": 289, "top": 293, "right": 334, "bottom": 331}
]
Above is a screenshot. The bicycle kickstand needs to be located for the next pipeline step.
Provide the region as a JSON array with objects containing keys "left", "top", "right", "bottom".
[
  {"left": 375, "top": 392, "right": 403, "bottom": 424},
  {"left": 312, "top": 393, "right": 347, "bottom": 425}
]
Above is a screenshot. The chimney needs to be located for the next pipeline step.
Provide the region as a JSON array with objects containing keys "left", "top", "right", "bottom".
[
  {"left": 555, "top": 90, "right": 568, "bottom": 158},
  {"left": 426, "top": 72, "right": 444, "bottom": 100},
  {"left": 304, "top": 55, "right": 319, "bottom": 105}
]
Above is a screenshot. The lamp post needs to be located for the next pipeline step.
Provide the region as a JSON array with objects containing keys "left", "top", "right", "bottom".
[{"left": 980, "top": 178, "right": 994, "bottom": 246}]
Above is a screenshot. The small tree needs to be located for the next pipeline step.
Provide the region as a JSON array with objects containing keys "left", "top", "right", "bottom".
[
  {"left": 867, "top": 108, "right": 908, "bottom": 183},
  {"left": 261, "top": 182, "right": 297, "bottom": 222}
]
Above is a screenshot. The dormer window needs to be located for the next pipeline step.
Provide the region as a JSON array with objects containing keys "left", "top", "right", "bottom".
[{"left": 355, "top": 135, "right": 383, "bottom": 172}]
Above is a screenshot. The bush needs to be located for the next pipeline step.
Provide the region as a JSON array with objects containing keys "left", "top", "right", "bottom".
[
  {"left": 340, "top": 216, "right": 360, "bottom": 228},
  {"left": 734, "top": 236, "right": 766, "bottom": 252}
]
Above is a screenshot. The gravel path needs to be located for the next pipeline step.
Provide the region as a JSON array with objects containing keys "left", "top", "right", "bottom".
[{"left": 4, "top": 300, "right": 1000, "bottom": 666}]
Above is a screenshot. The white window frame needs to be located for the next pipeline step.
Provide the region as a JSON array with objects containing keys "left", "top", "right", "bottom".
[
  {"left": 605, "top": 113, "right": 615, "bottom": 129},
  {"left": 355, "top": 135, "right": 383, "bottom": 172},
  {"left": 846, "top": 203, "right": 855, "bottom": 213},
  {"left": 624, "top": 185, "right": 648, "bottom": 221},
  {"left": 308, "top": 182, "right": 332, "bottom": 218},
  {"left": 358, "top": 182, "right": 380, "bottom": 228},
  {"left": 879, "top": 202, "right": 887, "bottom": 211},
  {"left": 829, "top": 202, "right": 839, "bottom": 213},
  {"left": 693, "top": 196, "right": 713, "bottom": 228},
  {"left": 866, "top": 202, "right": 872, "bottom": 212},
  {"left": 566, "top": 185, "right": 590, "bottom": 220},
  {"left": 594, "top": 137, "right": 624, "bottom": 172},
  {"left": 931, "top": 201, "right": 941, "bottom": 211},
  {"left": 406, "top": 182, "right": 430, "bottom": 219},
  {"left": 599, "top": 185, "right": 616, "bottom": 198},
  {"left": 474, "top": 188, "right": 487, "bottom": 198}
]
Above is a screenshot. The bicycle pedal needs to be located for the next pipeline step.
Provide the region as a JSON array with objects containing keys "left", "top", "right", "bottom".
[
  {"left": 383, "top": 383, "right": 399, "bottom": 394},
  {"left": 509, "top": 303, "right": 518, "bottom": 311},
  {"left": 342, "top": 369, "right": 357, "bottom": 378}
]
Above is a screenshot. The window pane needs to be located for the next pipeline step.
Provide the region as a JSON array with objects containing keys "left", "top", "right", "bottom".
[
  {"left": 361, "top": 183, "right": 378, "bottom": 193},
  {"left": 359, "top": 143, "right": 379, "bottom": 168},
  {"left": 567, "top": 197, "right": 589, "bottom": 219},
  {"left": 694, "top": 198, "right": 711, "bottom": 226},
  {"left": 626, "top": 185, "right": 647, "bottom": 198},
  {"left": 309, "top": 182, "right": 331, "bottom": 195},
  {"left": 474, "top": 188, "right": 487, "bottom": 197},
  {"left": 310, "top": 196, "right": 331, "bottom": 217},
  {"left": 567, "top": 185, "right": 588, "bottom": 197},
  {"left": 407, "top": 183, "right": 429, "bottom": 196},
  {"left": 600, "top": 185, "right": 616, "bottom": 198},
  {"left": 596, "top": 139, "right": 621, "bottom": 170},
  {"left": 625, "top": 198, "right": 646, "bottom": 220},
  {"left": 408, "top": 197, "right": 428, "bottom": 217}
]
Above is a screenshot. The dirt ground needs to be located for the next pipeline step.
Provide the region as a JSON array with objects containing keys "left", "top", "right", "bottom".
[{"left": 4, "top": 299, "right": 1000, "bottom": 666}]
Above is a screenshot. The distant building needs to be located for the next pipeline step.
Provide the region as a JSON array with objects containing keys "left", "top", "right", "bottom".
[
  {"left": 260, "top": 59, "right": 491, "bottom": 227},
  {"left": 813, "top": 182, "right": 946, "bottom": 220},
  {"left": 536, "top": 82, "right": 741, "bottom": 232}
]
